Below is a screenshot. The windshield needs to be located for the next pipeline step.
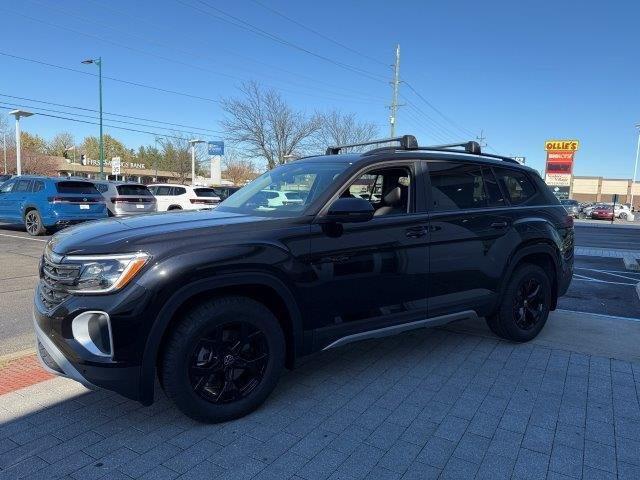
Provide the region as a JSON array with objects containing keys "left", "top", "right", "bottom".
[{"left": 217, "top": 161, "right": 349, "bottom": 217}]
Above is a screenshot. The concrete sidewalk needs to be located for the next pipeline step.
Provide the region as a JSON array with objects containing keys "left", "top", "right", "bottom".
[{"left": 1, "top": 310, "right": 640, "bottom": 479}]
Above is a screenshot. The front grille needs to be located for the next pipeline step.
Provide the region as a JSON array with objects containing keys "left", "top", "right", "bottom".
[{"left": 39, "top": 255, "right": 80, "bottom": 309}]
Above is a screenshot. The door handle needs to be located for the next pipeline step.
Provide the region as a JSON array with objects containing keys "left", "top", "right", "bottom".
[
  {"left": 405, "top": 226, "right": 427, "bottom": 238},
  {"left": 490, "top": 221, "right": 509, "bottom": 229}
]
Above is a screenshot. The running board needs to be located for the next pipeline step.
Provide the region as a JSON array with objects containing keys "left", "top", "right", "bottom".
[{"left": 321, "top": 310, "right": 479, "bottom": 351}]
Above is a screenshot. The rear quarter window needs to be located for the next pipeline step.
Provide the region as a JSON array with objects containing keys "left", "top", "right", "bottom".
[
  {"left": 193, "top": 188, "right": 218, "bottom": 197},
  {"left": 493, "top": 168, "right": 540, "bottom": 206},
  {"left": 56, "top": 181, "right": 100, "bottom": 195}
]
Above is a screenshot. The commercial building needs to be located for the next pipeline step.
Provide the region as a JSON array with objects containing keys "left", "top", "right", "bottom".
[{"left": 569, "top": 176, "right": 640, "bottom": 208}]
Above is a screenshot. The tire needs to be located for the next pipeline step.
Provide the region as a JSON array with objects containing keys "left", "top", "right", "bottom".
[
  {"left": 620, "top": 212, "right": 628, "bottom": 220},
  {"left": 24, "top": 209, "right": 46, "bottom": 236},
  {"left": 160, "top": 296, "right": 285, "bottom": 423},
  {"left": 485, "top": 263, "right": 551, "bottom": 342}
]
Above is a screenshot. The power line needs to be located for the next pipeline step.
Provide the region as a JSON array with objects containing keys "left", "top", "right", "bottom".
[
  {"left": 176, "top": 0, "right": 388, "bottom": 84},
  {"left": 250, "top": 0, "right": 388, "bottom": 68},
  {"left": 0, "top": 101, "right": 217, "bottom": 139},
  {"left": 0, "top": 104, "right": 218, "bottom": 141},
  {"left": 0, "top": 93, "right": 222, "bottom": 134},
  {"left": 0, "top": 51, "right": 220, "bottom": 104}
]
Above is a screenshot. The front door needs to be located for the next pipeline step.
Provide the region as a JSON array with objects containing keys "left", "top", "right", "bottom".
[
  {"left": 0, "top": 179, "right": 16, "bottom": 220},
  {"left": 424, "top": 160, "right": 512, "bottom": 317},
  {"left": 307, "top": 161, "right": 430, "bottom": 349}
]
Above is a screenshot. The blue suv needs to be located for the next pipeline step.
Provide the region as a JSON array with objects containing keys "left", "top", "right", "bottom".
[{"left": 0, "top": 176, "right": 107, "bottom": 235}]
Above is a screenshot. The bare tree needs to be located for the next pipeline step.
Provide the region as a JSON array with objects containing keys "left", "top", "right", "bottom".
[
  {"left": 222, "top": 150, "right": 258, "bottom": 185},
  {"left": 221, "top": 81, "right": 321, "bottom": 170},
  {"left": 315, "top": 110, "right": 378, "bottom": 152}
]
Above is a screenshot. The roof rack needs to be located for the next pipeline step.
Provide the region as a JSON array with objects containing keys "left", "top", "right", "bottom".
[{"left": 326, "top": 134, "right": 418, "bottom": 155}]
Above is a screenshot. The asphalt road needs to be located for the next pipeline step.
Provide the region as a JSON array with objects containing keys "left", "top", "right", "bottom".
[
  {"left": 574, "top": 224, "right": 640, "bottom": 250},
  {"left": 0, "top": 222, "right": 639, "bottom": 357}
]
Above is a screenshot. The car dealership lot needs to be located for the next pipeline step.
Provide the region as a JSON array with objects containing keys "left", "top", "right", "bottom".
[{"left": 1, "top": 222, "right": 640, "bottom": 479}]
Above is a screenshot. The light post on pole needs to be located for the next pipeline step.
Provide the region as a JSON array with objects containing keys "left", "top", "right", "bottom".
[
  {"left": 9, "top": 109, "right": 33, "bottom": 176},
  {"left": 188, "top": 139, "right": 205, "bottom": 186},
  {"left": 2, "top": 131, "right": 6, "bottom": 174},
  {"left": 631, "top": 124, "right": 640, "bottom": 211},
  {"left": 82, "top": 57, "right": 104, "bottom": 179}
]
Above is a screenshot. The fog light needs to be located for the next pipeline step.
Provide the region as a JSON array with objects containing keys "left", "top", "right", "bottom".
[{"left": 71, "top": 311, "right": 113, "bottom": 358}]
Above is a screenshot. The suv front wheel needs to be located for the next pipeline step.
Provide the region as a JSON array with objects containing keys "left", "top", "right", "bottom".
[
  {"left": 486, "top": 263, "right": 551, "bottom": 342},
  {"left": 160, "top": 296, "right": 285, "bottom": 423}
]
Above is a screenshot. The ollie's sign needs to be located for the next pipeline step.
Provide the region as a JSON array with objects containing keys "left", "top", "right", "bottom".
[{"left": 545, "top": 139, "right": 578, "bottom": 176}]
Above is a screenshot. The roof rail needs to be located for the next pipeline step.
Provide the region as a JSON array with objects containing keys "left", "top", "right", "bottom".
[
  {"left": 326, "top": 134, "right": 418, "bottom": 155},
  {"left": 416, "top": 141, "right": 519, "bottom": 164}
]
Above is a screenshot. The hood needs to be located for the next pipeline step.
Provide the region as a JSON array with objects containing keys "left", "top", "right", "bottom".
[{"left": 48, "top": 210, "right": 273, "bottom": 255}]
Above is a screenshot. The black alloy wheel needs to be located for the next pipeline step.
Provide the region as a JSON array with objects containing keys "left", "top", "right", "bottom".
[
  {"left": 161, "top": 296, "right": 285, "bottom": 423},
  {"left": 188, "top": 322, "right": 269, "bottom": 404},
  {"left": 512, "top": 277, "right": 545, "bottom": 331}
]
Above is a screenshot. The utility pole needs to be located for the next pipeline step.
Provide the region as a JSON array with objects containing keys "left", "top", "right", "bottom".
[
  {"left": 476, "top": 130, "right": 487, "bottom": 148},
  {"left": 631, "top": 124, "right": 640, "bottom": 210},
  {"left": 2, "top": 132, "right": 6, "bottom": 174},
  {"left": 82, "top": 57, "right": 104, "bottom": 179},
  {"left": 389, "top": 44, "right": 401, "bottom": 137}
]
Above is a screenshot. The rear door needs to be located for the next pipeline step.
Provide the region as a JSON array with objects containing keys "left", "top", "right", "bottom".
[
  {"left": 425, "top": 160, "right": 511, "bottom": 317},
  {"left": 192, "top": 187, "right": 221, "bottom": 209}
]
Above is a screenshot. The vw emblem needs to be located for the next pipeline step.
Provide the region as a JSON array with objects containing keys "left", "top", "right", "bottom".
[{"left": 82, "top": 197, "right": 88, "bottom": 202}]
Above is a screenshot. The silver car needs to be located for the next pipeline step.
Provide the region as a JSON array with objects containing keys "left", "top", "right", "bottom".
[{"left": 93, "top": 181, "right": 157, "bottom": 217}]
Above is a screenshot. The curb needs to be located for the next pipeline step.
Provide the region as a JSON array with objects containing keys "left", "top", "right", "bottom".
[
  {"left": 0, "top": 348, "right": 36, "bottom": 367},
  {"left": 574, "top": 221, "right": 640, "bottom": 230}
]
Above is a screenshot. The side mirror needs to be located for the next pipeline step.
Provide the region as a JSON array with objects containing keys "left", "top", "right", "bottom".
[{"left": 322, "top": 197, "right": 374, "bottom": 223}]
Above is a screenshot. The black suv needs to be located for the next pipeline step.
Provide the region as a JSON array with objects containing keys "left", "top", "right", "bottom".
[{"left": 34, "top": 135, "right": 573, "bottom": 422}]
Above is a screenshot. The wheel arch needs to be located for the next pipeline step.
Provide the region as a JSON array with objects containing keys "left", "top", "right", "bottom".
[
  {"left": 499, "top": 241, "right": 561, "bottom": 312},
  {"left": 139, "top": 272, "right": 303, "bottom": 405}
]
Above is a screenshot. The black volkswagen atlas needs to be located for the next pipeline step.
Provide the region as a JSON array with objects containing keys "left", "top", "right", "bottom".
[{"left": 34, "top": 135, "right": 573, "bottom": 422}]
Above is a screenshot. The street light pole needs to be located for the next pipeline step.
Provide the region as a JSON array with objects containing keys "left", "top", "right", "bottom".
[
  {"left": 2, "top": 132, "right": 6, "bottom": 174},
  {"left": 631, "top": 124, "right": 640, "bottom": 210},
  {"left": 188, "top": 139, "right": 204, "bottom": 186},
  {"left": 9, "top": 109, "right": 33, "bottom": 176},
  {"left": 82, "top": 57, "right": 104, "bottom": 179}
]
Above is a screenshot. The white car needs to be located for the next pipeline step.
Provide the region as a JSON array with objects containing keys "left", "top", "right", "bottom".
[
  {"left": 615, "top": 204, "right": 634, "bottom": 220},
  {"left": 148, "top": 184, "right": 221, "bottom": 212},
  {"left": 261, "top": 190, "right": 305, "bottom": 207}
]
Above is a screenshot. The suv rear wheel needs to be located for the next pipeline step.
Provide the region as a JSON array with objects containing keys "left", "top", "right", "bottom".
[
  {"left": 486, "top": 263, "right": 551, "bottom": 342},
  {"left": 24, "top": 209, "right": 46, "bottom": 236},
  {"left": 160, "top": 296, "right": 285, "bottom": 422}
]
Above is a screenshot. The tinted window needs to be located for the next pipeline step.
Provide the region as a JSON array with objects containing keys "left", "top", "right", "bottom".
[
  {"left": 14, "top": 180, "right": 32, "bottom": 192},
  {"left": 154, "top": 186, "right": 173, "bottom": 196},
  {"left": 56, "top": 181, "right": 99, "bottom": 194},
  {"left": 193, "top": 188, "right": 218, "bottom": 197},
  {"left": 95, "top": 183, "right": 109, "bottom": 193},
  {"left": 428, "top": 162, "right": 505, "bottom": 211},
  {"left": 494, "top": 168, "right": 537, "bottom": 205},
  {"left": 173, "top": 187, "right": 186, "bottom": 195},
  {"left": 32, "top": 181, "right": 45, "bottom": 192},
  {"left": 0, "top": 181, "right": 14, "bottom": 193},
  {"left": 117, "top": 184, "right": 152, "bottom": 196},
  {"left": 284, "top": 192, "right": 302, "bottom": 200}
]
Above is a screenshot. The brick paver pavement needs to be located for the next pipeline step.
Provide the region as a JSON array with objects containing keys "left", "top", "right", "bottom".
[
  {"left": 0, "top": 354, "right": 53, "bottom": 395},
  {"left": 0, "top": 327, "right": 639, "bottom": 479}
]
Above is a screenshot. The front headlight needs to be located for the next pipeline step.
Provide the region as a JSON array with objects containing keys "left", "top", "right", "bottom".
[{"left": 66, "top": 253, "right": 149, "bottom": 294}]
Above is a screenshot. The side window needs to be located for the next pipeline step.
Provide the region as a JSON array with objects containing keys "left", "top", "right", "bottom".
[
  {"left": 154, "top": 186, "right": 172, "bottom": 196},
  {"left": 31, "top": 181, "right": 45, "bottom": 192},
  {"left": 494, "top": 168, "right": 537, "bottom": 205},
  {"left": 341, "top": 166, "right": 412, "bottom": 216},
  {"left": 0, "top": 181, "right": 15, "bottom": 193},
  {"left": 173, "top": 187, "right": 186, "bottom": 196},
  {"left": 428, "top": 161, "right": 504, "bottom": 211},
  {"left": 14, "top": 180, "right": 32, "bottom": 193}
]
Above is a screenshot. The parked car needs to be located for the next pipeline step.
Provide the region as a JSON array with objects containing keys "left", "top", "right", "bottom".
[
  {"left": 211, "top": 186, "right": 240, "bottom": 200},
  {"left": 0, "top": 174, "right": 14, "bottom": 185},
  {"left": 614, "top": 204, "right": 633, "bottom": 220},
  {"left": 0, "top": 176, "right": 106, "bottom": 235},
  {"left": 560, "top": 199, "right": 580, "bottom": 218},
  {"left": 147, "top": 184, "right": 221, "bottom": 211},
  {"left": 92, "top": 181, "right": 157, "bottom": 217},
  {"left": 590, "top": 205, "right": 614, "bottom": 220},
  {"left": 260, "top": 189, "right": 305, "bottom": 207},
  {"left": 34, "top": 135, "right": 574, "bottom": 422}
]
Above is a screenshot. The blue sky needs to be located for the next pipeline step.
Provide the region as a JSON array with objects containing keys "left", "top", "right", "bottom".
[{"left": 0, "top": 0, "right": 638, "bottom": 177}]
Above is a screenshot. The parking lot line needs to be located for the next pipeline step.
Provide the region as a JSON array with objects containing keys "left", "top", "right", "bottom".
[
  {"left": 556, "top": 308, "right": 640, "bottom": 323},
  {"left": 572, "top": 273, "right": 636, "bottom": 285},
  {"left": 0, "top": 233, "right": 47, "bottom": 242},
  {"left": 574, "top": 267, "right": 640, "bottom": 282}
]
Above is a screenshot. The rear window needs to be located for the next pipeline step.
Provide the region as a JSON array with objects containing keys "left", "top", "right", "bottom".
[
  {"left": 494, "top": 168, "right": 538, "bottom": 206},
  {"left": 117, "top": 184, "right": 152, "bottom": 196},
  {"left": 56, "top": 181, "right": 100, "bottom": 195},
  {"left": 194, "top": 188, "right": 218, "bottom": 197}
]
